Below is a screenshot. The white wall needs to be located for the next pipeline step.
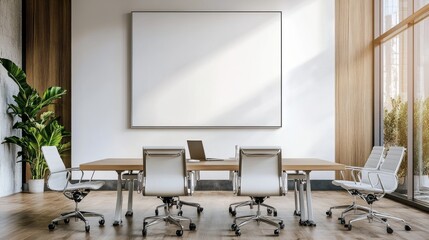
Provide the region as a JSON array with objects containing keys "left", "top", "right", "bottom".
[
  {"left": 0, "top": 0, "right": 22, "bottom": 197},
  {"left": 72, "top": 0, "right": 335, "bottom": 180}
]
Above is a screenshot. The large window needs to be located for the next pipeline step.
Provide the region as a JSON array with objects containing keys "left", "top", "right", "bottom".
[
  {"left": 382, "top": 31, "right": 409, "bottom": 194},
  {"left": 414, "top": 17, "right": 429, "bottom": 201},
  {"left": 382, "top": 0, "right": 410, "bottom": 33},
  {"left": 376, "top": 1, "right": 429, "bottom": 203},
  {"left": 415, "top": 0, "right": 429, "bottom": 10}
]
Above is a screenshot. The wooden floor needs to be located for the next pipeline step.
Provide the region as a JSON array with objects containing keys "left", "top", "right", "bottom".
[{"left": 0, "top": 191, "right": 428, "bottom": 239}]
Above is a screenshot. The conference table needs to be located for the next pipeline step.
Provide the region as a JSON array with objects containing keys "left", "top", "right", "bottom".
[{"left": 80, "top": 158, "right": 345, "bottom": 226}]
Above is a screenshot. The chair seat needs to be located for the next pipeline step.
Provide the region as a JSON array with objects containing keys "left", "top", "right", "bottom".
[
  {"left": 339, "top": 181, "right": 393, "bottom": 194},
  {"left": 65, "top": 181, "right": 105, "bottom": 191}
]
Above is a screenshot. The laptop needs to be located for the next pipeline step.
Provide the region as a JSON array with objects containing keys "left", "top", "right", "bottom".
[{"left": 187, "top": 140, "right": 224, "bottom": 161}]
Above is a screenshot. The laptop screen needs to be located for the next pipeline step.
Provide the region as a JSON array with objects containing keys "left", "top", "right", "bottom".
[{"left": 187, "top": 140, "right": 206, "bottom": 160}]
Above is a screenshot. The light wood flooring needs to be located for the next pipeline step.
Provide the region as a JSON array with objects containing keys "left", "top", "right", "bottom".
[{"left": 0, "top": 191, "right": 428, "bottom": 239}]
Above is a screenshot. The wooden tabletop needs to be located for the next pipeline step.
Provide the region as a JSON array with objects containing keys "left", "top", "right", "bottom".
[{"left": 80, "top": 158, "right": 345, "bottom": 172}]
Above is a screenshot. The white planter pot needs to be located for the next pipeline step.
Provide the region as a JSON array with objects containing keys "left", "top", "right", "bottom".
[{"left": 28, "top": 179, "right": 45, "bottom": 193}]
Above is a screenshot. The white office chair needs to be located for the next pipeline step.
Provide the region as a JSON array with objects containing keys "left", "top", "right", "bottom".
[
  {"left": 138, "top": 147, "right": 196, "bottom": 237},
  {"left": 230, "top": 147, "right": 287, "bottom": 236},
  {"left": 326, "top": 146, "right": 385, "bottom": 224},
  {"left": 340, "top": 147, "right": 411, "bottom": 234},
  {"left": 42, "top": 146, "right": 105, "bottom": 232}
]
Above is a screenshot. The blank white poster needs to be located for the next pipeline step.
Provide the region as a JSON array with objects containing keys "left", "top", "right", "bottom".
[{"left": 131, "top": 11, "right": 282, "bottom": 128}]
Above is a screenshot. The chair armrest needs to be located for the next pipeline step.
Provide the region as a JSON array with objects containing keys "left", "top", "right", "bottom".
[
  {"left": 339, "top": 166, "right": 364, "bottom": 182},
  {"left": 367, "top": 171, "right": 398, "bottom": 194},
  {"left": 50, "top": 167, "right": 84, "bottom": 181},
  {"left": 349, "top": 167, "right": 379, "bottom": 184},
  {"left": 232, "top": 171, "right": 238, "bottom": 194},
  {"left": 345, "top": 166, "right": 369, "bottom": 170},
  {"left": 137, "top": 171, "right": 144, "bottom": 194},
  {"left": 236, "top": 175, "right": 241, "bottom": 195},
  {"left": 48, "top": 168, "right": 85, "bottom": 192},
  {"left": 280, "top": 171, "right": 287, "bottom": 195},
  {"left": 186, "top": 171, "right": 196, "bottom": 196}
]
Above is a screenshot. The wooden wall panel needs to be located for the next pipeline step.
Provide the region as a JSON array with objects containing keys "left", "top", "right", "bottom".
[
  {"left": 24, "top": 0, "right": 71, "bottom": 171},
  {"left": 335, "top": 0, "right": 374, "bottom": 179}
]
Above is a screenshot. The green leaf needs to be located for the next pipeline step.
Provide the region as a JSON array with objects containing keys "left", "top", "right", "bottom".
[{"left": 0, "top": 58, "right": 32, "bottom": 97}]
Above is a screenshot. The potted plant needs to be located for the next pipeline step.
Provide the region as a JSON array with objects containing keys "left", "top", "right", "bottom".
[{"left": 0, "top": 58, "right": 70, "bottom": 192}]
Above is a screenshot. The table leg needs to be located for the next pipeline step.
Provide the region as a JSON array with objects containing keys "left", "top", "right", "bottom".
[
  {"left": 113, "top": 170, "right": 123, "bottom": 226},
  {"left": 304, "top": 170, "right": 316, "bottom": 226},
  {"left": 294, "top": 179, "right": 300, "bottom": 216},
  {"left": 125, "top": 178, "right": 134, "bottom": 217},
  {"left": 298, "top": 178, "right": 307, "bottom": 225}
]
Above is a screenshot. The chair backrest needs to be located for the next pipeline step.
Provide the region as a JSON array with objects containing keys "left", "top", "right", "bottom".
[
  {"left": 374, "top": 146, "right": 406, "bottom": 191},
  {"left": 361, "top": 146, "right": 385, "bottom": 184},
  {"left": 143, "top": 147, "right": 187, "bottom": 197},
  {"left": 41, "top": 146, "right": 68, "bottom": 191},
  {"left": 238, "top": 147, "right": 282, "bottom": 197}
]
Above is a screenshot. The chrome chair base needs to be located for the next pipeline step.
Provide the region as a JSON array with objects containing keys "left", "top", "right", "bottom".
[
  {"left": 154, "top": 197, "right": 204, "bottom": 216},
  {"left": 327, "top": 201, "right": 375, "bottom": 224},
  {"left": 178, "top": 199, "right": 204, "bottom": 213},
  {"left": 48, "top": 204, "right": 105, "bottom": 232},
  {"left": 231, "top": 200, "right": 284, "bottom": 236},
  {"left": 229, "top": 197, "right": 277, "bottom": 217},
  {"left": 344, "top": 204, "right": 411, "bottom": 234},
  {"left": 144, "top": 201, "right": 196, "bottom": 237}
]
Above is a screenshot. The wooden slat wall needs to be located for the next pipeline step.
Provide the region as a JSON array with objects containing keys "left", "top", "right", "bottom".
[
  {"left": 335, "top": 0, "right": 374, "bottom": 179},
  {"left": 24, "top": 0, "right": 71, "bottom": 172}
]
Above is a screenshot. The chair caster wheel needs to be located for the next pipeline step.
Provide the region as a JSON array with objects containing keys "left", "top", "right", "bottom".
[
  {"left": 387, "top": 226, "right": 393, "bottom": 234},
  {"left": 189, "top": 222, "right": 196, "bottom": 231},
  {"left": 229, "top": 206, "right": 233, "bottom": 213},
  {"left": 339, "top": 218, "right": 345, "bottom": 224},
  {"left": 279, "top": 221, "right": 285, "bottom": 229},
  {"left": 235, "top": 229, "right": 241, "bottom": 236},
  {"left": 48, "top": 223, "right": 55, "bottom": 230},
  {"left": 381, "top": 218, "right": 387, "bottom": 222},
  {"left": 85, "top": 225, "right": 90, "bottom": 232},
  {"left": 267, "top": 208, "right": 273, "bottom": 215},
  {"left": 231, "top": 211, "right": 236, "bottom": 216},
  {"left": 197, "top": 207, "right": 204, "bottom": 214},
  {"left": 273, "top": 211, "right": 278, "bottom": 217},
  {"left": 176, "top": 229, "right": 183, "bottom": 236},
  {"left": 326, "top": 210, "right": 332, "bottom": 217},
  {"left": 99, "top": 219, "right": 105, "bottom": 226},
  {"left": 142, "top": 229, "right": 147, "bottom": 236},
  {"left": 274, "top": 229, "right": 280, "bottom": 236},
  {"left": 231, "top": 223, "right": 237, "bottom": 231},
  {"left": 405, "top": 225, "right": 411, "bottom": 231},
  {"left": 346, "top": 224, "right": 352, "bottom": 231},
  {"left": 155, "top": 209, "right": 159, "bottom": 216},
  {"left": 64, "top": 218, "right": 70, "bottom": 224},
  {"left": 178, "top": 210, "right": 183, "bottom": 216},
  {"left": 125, "top": 211, "right": 133, "bottom": 217}
]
